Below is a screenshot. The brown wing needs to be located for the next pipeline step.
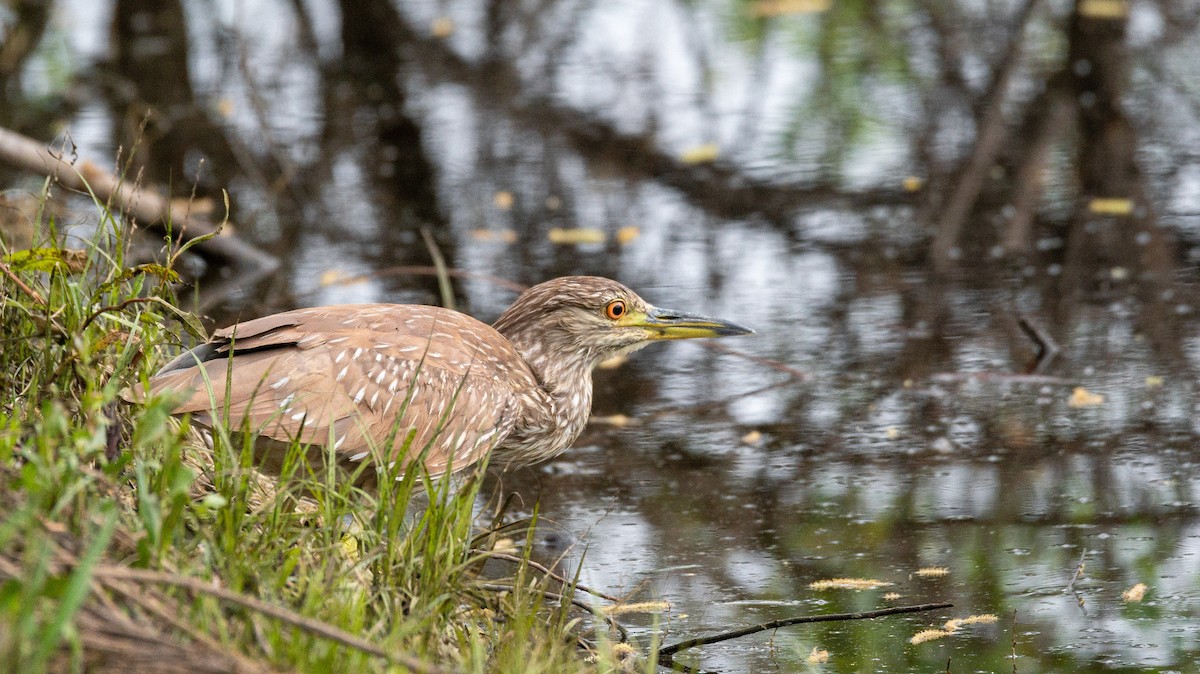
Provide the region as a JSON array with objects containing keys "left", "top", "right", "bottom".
[{"left": 143, "top": 304, "right": 540, "bottom": 476}]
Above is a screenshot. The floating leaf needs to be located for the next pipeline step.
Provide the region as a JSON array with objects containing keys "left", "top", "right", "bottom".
[
  {"left": 679, "top": 143, "right": 720, "bottom": 164},
  {"left": 741, "top": 430, "right": 763, "bottom": 445},
  {"left": 944, "top": 614, "right": 998, "bottom": 631},
  {"left": 1068, "top": 387, "right": 1105, "bottom": 408},
  {"left": 319, "top": 269, "right": 365, "bottom": 287},
  {"left": 885, "top": 426, "right": 900, "bottom": 439},
  {"left": 806, "top": 647, "right": 829, "bottom": 664},
  {"left": 493, "top": 191, "right": 514, "bottom": 210},
  {"left": 547, "top": 228, "right": 605, "bottom": 245},
  {"left": 1110, "top": 266, "right": 1129, "bottom": 280},
  {"left": 809, "top": 578, "right": 894, "bottom": 591},
  {"left": 903, "top": 176, "right": 923, "bottom": 192},
  {"left": 1078, "top": 0, "right": 1130, "bottom": 19},
  {"left": 882, "top": 592, "right": 902, "bottom": 601},
  {"left": 616, "top": 226, "right": 641, "bottom": 245},
  {"left": 591, "top": 414, "right": 631, "bottom": 428},
  {"left": 1122, "top": 583, "right": 1147, "bottom": 602},
  {"left": 431, "top": 16, "right": 455, "bottom": 38},
  {"left": 1088, "top": 197, "right": 1133, "bottom": 215},
  {"left": 601, "top": 601, "right": 671, "bottom": 616},
  {"left": 470, "top": 229, "right": 517, "bottom": 244},
  {"left": 910, "top": 629, "right": 950, "bottom": 644},
  {"left": 749, "top": 0, "right": 832, "bottom": 18},
  {"left": 1145, "top": 375, "right": 1164, "bottom": 388},
  {"left": 915, "top": 567, "right": 950, "bottom": 578}
]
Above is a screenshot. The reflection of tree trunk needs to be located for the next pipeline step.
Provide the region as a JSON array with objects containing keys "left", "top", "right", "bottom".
[
  {"left": 0, "top": 0, "right": 54, "bottom": 126},
  {"left": 109, "top": 0, "right": 240, "bottom": 193},
  {"left": 1057, "top": 2, "right": 1185, "bottom": 360},
  {"left": 333, "top": 0, "right": 452, "bottom": 304}
]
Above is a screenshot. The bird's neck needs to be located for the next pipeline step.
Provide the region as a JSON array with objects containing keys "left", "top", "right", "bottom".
[{"left": 498, "top": 325, "right": 599, "bottom": 455}]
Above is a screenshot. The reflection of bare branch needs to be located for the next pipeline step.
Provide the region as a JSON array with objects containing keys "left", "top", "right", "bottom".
[
  {"left": 930, "top": 0, "right": 1043, "bottom": 268},
  {"left": 391, "top": 15, "right": 909, "bottom": 225},
  {"left": 1002, "top": 86, "right": 1074, "bottom": 253}
]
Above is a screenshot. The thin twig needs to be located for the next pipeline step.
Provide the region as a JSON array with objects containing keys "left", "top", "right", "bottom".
[
  {"left": 1065, "top": 548, "right": 1087, "bottom": 593},
  {"left": 419, "top": 227, "right": 455, "bottom": 311},
  {"left": 1017, "top": 314, "right": 1060, "bottom": 374},
  {"left": 657, "top": 602, "right": 953, "bottom": 661},
  {"left": 0, "top": 257, "right": 46, "bottom": 305},
  {"left": 480, "top": 551, "right": 621, "bottom": 602}
]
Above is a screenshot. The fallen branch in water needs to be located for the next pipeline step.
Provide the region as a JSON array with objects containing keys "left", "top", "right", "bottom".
[
  {"left": 657, "top": 602, "right": 953, "bottom": 664},
  {"left": 0, "top": 125, "right": 277, "bottom": 273}
]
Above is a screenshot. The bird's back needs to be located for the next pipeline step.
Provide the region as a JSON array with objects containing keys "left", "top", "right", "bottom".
[{"left": 141, "top": 304, "right": 542, "bottom": 476}]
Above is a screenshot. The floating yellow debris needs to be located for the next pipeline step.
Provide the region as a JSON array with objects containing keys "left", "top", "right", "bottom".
[
  {"left": 1145, "top": 375, "right": 1164, "bottom": 388},
  {"left": 749, "top": 0, "right": 832, "bottom": 18},
  {"left": 601, "top": 601, "right": 671, "bottom": 616},
  {"left": 679, "top": 143, "right": 720, "bottom": 165},
  {"left": 882, "top": 592, "right": 902, "bottom": 601},
  {"left": 1088, "top": 197, "right": 1134, "bottom": 215},
  {"left": 903, "top": 176, "right": 924, "bottom": 192},
  {"left": 493, "top": 190, "right": 514, "bottom": 210},
  {"left": 885, "top": 426, "right": 900, "bottom": 440},
  {"left": 318, "top": 269, "right": 365, "bottom": 287},
  {"left": 545, "top": 195, "right": 562, "bottom": 210},
  {"left": 1068, "top": 387, "right": 1105, "bottom": 408},
  {"left": 1077, "top": 0, "right": 1130, "bottom": 19},
  {"left": 431, "top": 16, "right": 455, "bottom": 38},
  {"left": 944, "top": 614, "right": 998, "bottom": 631},
  {"left": 616, "top": 225, "right": 641, "bottom": 245},
  {"left": 591, "top": 414, "right": 631, "bottom": 428},
  {"left": 548, "top": 227, "right": 606, "bottom": 244},
  {"left": 809, "top": 578, "right": 894, "bottom": 591},
  {"left": 915, "top": 567, "right": 950, "bottom": 578},
  {"left": 216, "top": 98, "right": 235, "bottom": 118},
  {"left": 598, "top": 354, "right": 628, "bottom": 369},
  {"left": 741, "top": 430, "right": 763, "bottom": 445},
  {"left": 1110, "top": 266, "right": 1129, "bottom": 280},
  {"left": 806, "top": 647, "right": 830, "bottom": 664},
  {"left": 470, "top": 228, "right": 518, "bottom": 244},
  {"left": 1122, "top": 583, "right": 1148, "bottom": 602},
  {"left": 910, "top": 629, "right": 950, "bottom": 645}
]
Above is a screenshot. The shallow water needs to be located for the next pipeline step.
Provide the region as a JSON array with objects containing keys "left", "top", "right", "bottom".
[{"left": 8, "top": 0, "right": 1200, "bottom": 670}]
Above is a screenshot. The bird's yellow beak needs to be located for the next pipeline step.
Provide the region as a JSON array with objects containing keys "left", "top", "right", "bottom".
[{"left": 619, "top": 305, "right": 755, "bottom": 340}]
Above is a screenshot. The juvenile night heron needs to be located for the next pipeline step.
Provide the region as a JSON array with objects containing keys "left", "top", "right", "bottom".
[{"left": 134, "top": 276, "right": 753, "bottom": 478}]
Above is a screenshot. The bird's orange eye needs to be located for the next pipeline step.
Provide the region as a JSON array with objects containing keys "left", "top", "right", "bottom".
[{"left": 604, "top": 300, "right": 627, "bottom": 320}]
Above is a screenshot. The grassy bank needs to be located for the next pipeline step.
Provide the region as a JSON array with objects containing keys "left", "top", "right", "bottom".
[{"left": 0, "top": 187, "right": 641, "bottom": 673}]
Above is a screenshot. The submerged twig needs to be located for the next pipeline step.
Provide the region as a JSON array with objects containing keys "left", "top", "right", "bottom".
[
  {"left": 480, "top": 551, "right": 621, "bottom": 602},
  {"left": 657, "top": 602, "right": 953, "bottom": 663},
  {"left": 477, "top": 582, "right": 629, "bottom": 643},
  {"left": 1017, "top": 315, "right": 1060, "bottom": 374}
]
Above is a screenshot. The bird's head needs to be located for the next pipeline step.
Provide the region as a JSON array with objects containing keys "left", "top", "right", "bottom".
[{"left": 494, "top": 276, "right": 754, "bottom": 371}]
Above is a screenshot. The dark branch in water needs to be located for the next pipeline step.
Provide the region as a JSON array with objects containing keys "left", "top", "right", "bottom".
[
  {"left": 657, "top": 602, "right": 953, "bottom": 663},
  {"left": 1017, "top": 315, "right": 1061, "bottom": 374}
]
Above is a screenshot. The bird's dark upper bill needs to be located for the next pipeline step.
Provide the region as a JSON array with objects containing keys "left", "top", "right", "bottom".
[{"left": 638, "top": 306, "right": 756, "bottom": 339}]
